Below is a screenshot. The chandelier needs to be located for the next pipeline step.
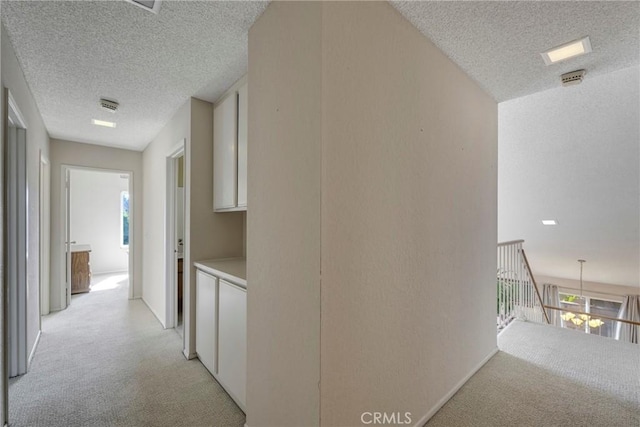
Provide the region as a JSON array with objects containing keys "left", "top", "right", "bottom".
[
  {"left": 560, "top": 260, "right": 605, "bottom": 329},
  {"left": 561, "top": 312, "right": 604, "bottom": 328}
]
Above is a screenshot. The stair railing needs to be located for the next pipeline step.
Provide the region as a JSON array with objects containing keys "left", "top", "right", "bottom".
[{"left": 497, "top": 240, "right": 549, "bottom": 331}]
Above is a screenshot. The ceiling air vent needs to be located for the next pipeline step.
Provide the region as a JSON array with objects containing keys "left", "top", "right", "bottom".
[
  {"left": 100, "top": 98, "right": 119, "bottom": 113},
  {"left": 561, "top": 69, "right": 586, "bottom": 87},
  {"left": 125, "top": 0, "right": 161, "bottom": 14}
]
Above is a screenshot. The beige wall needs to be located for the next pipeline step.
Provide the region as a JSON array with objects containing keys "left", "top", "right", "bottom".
[
  {"left": 50, "top": 139, "right": 143, "bottom": 309},
  {"left": 142, "top": 98, "right": 243, "bottom": 357},
  {"left": 2, "top": 23, "right": 51, "bottom": 360},
  {"left": 320, "top": 3, "right": 497, "bottom": 425},
  {"left": 142, "top": 99, "right": 190, "bottom": 326},
  {"left": 247, "top": 2, "right": 497, "bottom": 426},
  {"left": 247, "top": 2, "right": 323, "bottom": 426},
  {"left": 187, "top": 97, "right": 244, "bottom": 356}
]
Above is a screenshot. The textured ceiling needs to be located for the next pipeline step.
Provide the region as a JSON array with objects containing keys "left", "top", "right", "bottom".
[
  {"left": 1, "top": 0, "right": 268, "bottom": 151},
  {"left": 498, "top": 66, "right": 639, "bottom": 287},
  {"left": 391, "top": 1, "right": 640, "bottom": 102}
]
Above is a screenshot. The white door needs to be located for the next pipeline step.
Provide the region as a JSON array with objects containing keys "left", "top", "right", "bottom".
[
  {"left": 217, "top": 279, "right": 247, "bottom": 410},
  {"left": 196, "top": 270, "right": 217, "bottom": 375},
  {"left": 213, "top": 92, "right": 238, "bottom": 211}
]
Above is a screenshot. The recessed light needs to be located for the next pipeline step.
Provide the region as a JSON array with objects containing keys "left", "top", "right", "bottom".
[
  {"left": 541, "top": 37, "right": 592, "bottom": 66},
  {"left": 541, "top": 220, "right": 558, "bottom": 226},
  {"left": 92, "top": 119, "right": 116, "bottom": 128}
]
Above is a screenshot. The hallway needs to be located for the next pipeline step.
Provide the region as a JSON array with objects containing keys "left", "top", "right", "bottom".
[{"left": 9, "top": 276, "right": 244, "bottom": 427}]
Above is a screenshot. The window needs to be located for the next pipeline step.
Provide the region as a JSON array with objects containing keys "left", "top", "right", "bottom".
[
  {"left": 120, "top": 191, "right": 130, "bottom": 248},
  {"left": 559, "top": 293, "right": 621, "bottom": 338}
]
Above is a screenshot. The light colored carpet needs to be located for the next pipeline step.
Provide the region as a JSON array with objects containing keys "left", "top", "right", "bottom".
[
  {"left": 9, "top": 274, "right": 245, "bottom": 427},
  {"left": 426, "top": 320, "right": 640, "bottom": 427}
]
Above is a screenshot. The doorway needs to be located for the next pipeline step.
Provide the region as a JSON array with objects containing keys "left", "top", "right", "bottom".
[
  {"left": 39, "top": 152, "right": 50, "bottom": 319},
  {"left": 165, "top": 140, "right": 186, "bottom": 339},
  {"left": 62, "top": 167, "right": 134, "bottom": 305},
  {"left": 6, "top": 92, "right": 28, "bottom": 380}
]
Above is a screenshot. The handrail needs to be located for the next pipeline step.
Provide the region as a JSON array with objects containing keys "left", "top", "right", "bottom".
[
  {"left": 520, "top": 248, "right": 551, "bottom": 325},
  {"left": 555, "top": 285, "right": 630, "bottom": 299},
  {"left": 543, "top": 305, "right": 640, "bottom": 327},
  {"left": 497, "top": 239, "right": 525, "bottom": 247}
]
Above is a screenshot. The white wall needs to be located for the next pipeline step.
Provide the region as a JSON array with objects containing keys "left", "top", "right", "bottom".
[
  {"left": 50, "top": 139, "right": 143, "bottom": 309},
  {"left": 248, "top": 3, "right": 497, "bottom": 426},
  {"left": 141, "top": 98, "right": 243, "bottom": 358},
  {"left": 1, "top": 22, "right": 50, "bottom": 369},
  {"left": 70, "top": 169, "right": 129, "bottom": 274},
  {"left": 142, "top": 100, "right": 190, "bottom": 328}
]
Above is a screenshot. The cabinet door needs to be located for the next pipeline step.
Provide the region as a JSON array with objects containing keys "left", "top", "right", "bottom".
[
  {"left": 196, "top": 270, "right": 218, "bottom": 375},
  {"left": 237, "top": 82, "right": 248, "bottom": 208},
  {"left": 218, "top": 279, "right": 247, "bottom": 410},
  {"left": 213, "top": 93, "right": 238, "bottom": 211}
]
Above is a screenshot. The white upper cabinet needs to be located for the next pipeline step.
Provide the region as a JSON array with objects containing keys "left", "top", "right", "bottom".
[
  {"left": 213, "top": 92, "right": 238, "bottom": 211},
  {"left": 237, "top": 82, "right": 248, "bottom": 208},
  {"left": 213, "top": 76, "right": 248, "bottom": 212}
]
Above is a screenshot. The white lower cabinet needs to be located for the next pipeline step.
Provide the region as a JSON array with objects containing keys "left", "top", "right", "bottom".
[
  {"left": 195, "top": 269, "right": 247, "bottom": 412},
  {"left": 196, "top": 270, "right": 217, "bottom": 375},
  {"left": 218, "top": 279, "right": 247, "bottom": 411}
]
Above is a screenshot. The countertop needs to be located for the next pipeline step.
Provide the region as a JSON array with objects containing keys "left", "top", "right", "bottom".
[
  {"left": 71, "top": 244, "right": 91, "bottom": 253},
  {"left": 194, "top": 257, "right": 246, "bottom": 288}
]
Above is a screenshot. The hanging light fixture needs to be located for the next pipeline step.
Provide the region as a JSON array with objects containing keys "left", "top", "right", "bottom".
[
  {"left": 578, "top": 259, "right": 586, "bottom": 296},
  {"left": 560, "top": 259, "right": 604, "bottom": 329}
]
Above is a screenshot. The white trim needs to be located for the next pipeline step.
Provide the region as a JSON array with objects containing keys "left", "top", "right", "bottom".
[
  {"left": 61, "top": 165, "right": 135, "bottom": 304},
  {"left": 165, "top": 139, "right": 185, "bottom": 334},
  {"left": 413, "top": 347, "right": 499, "bottom": 427},
  {"left": 7, "top": 91, "right": 27, "bottom": 128},
  {"left": 141, "top": 297, "right": 166, "bottom": 329},
  {"left": 27, "top": 331, "right": 41, "bottom": 369},
  {"left": 6, "top": 93, "right": 28, "bottom": 377},
  {"left": 39, "top": 152, "right": 51, "bottom": 318},
  {"left": 183, "top": 349, "right": 196, "bottom": 360}
]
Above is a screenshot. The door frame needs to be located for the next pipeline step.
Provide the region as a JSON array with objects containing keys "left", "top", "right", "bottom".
[
  {"left": 6, "top": 90, "right": 28, "bottom": 379},
  {"left": 39, "top": 151, "right": 50, "bottom": 319},
  {"left": 60, "top": 165, "right": 135, "bottom": 306},
  {"left": 165, "top": 139, "right": 185, "bottom": 334}
]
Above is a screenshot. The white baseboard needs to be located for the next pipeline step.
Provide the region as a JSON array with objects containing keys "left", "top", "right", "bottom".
[
  {"left": 141, "top": 297, "right": 166, "bottom": 329},
  {"left": 28, "top": 330, "right": 42, "bottom": 369},
  {"left": 413, "top": 347, "right": 499, "bottom": 427},
  {"left": 183, "top": 349, "right": 197, "bottom": 360}
]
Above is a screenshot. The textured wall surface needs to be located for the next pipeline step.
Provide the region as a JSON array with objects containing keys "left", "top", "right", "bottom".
[
  {"left": 247, "top": 2, "right": 323, "bottom": 426},
  {"left": 247, "top": 2, "right": 498, "bottom": 426},
  {"left": 320, "top": 3, "right": 498, "bottom": 425}
]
